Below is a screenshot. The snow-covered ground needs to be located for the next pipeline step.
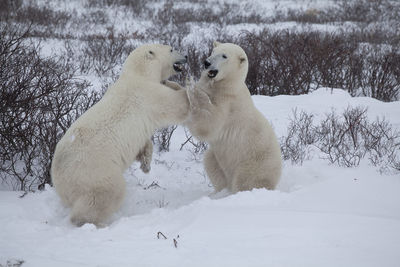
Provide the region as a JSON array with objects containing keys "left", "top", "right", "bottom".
[
  {"left": 2, "top": 0, "right": 400, "bottom": 265},
  {"left": 1, "top": 88, "right": 399, "bottom": 267}
]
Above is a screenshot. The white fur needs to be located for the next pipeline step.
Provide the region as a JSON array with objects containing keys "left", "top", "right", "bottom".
[
  {"left": 51, "top": 44, "right": 189, "bottom": 226},
  {"left": 185, "top": 42, "right": 282, "bottom": 193}
]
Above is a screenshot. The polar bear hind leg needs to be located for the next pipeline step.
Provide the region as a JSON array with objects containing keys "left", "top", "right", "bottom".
[
  {"left": 70, "top": 174, "right": 126, "bottom": 227},
  {"left": 231, "top": 166, "right": 277, "bottom": 193},
  {"left": 204, "top": 149, "right": 228, "bottom": 192}
]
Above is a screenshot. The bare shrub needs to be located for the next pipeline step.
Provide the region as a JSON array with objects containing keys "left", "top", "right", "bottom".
[
  {"left": 361, "top": 46, "right": 400, "bottom": 102},
  {"left": 63, "top": 40, "right": 92, "bottom": 76},
  {"left": 15, "top": 5, "right": 70, "bottom": 27},
  {"left": 179, "top": 128, "right": 208, "bottom": 161},
  {"left": 0, "top": 0, "right": 23, "bottom": 19},
  {"left": 278, "top": 7, "right": 339, "bottom": 24},
  {"left": 86, "top": 10, "right": 109, "bottom": 25},
  {"left": 151, "top": 0, "right": 265, "bottom": 26},
  {"left": 272, "top": 0, "right": 400, "bottom": 26},
  {"left": 0, "top": 0, "right": 70, "bottom": 29},
  {"left": 0, "top": 25, "right": 100, "bottom": 191},
  {"left": 148, "top": 0, "right": 191, "bottom": 45},
  {"left": 1, "top": 0, "right": 70, "bottom": 36},
  {"left": 280, "top": 107, "right": 400, "bottom": 173},
  {"left": 237, "top": 30, "right": 274, "bottom": 95},
  {"left": 228, "top": 29, "right": 400, "bottom": 101},
  {"left": 81, "top": 27, "right": 134, "bottom": 77},
  {"left": 280, "top": 109, "right": 316, "bottom": 164},
  {"left": 312, "top": 33, "right": 359, "bottom": 89},
  {"left": 316, "top": 107, "right": 368, "bottom": 167},
  {"left": 341, "top": 50, "right": 364, "bottom": 97},
  {"left": 153, "top": 126, "right": 178, "bottom": 152},
  {"left": 62, "top": 27, "right": 145, "bottom": 78},
  {"left": 317, "top": 107, "right": 400, "bottom": 171},
  {"left": 85, "top": 0, "right": 146, "bottom": 14},
  {"left": 336, "top": 0, "right": 400, "bottom": 23},
  {"left": 353, "top": 25, "right": 400, "bottom": 47},
  {"left": 363, "top": 118, "right": 400, "bottom": 173},
  {"left": 237, "top": 30, "right": 320, "bottom": 95},
  {"left": 213, "top": 2, "right": 266, "bottom": 25}
]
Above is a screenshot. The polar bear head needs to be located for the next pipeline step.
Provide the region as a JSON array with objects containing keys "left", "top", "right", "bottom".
[
  {"left": 122, "top": 44, "right": 187, "bottom": 81},
  {"left": 203, "top": 42, "right": 248, "bottom": 83}
]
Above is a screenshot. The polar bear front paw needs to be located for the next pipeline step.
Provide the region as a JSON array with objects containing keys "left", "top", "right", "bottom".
[
  {"left": 137, "top": 140, "right": 153, "bottom": 173},
  {"left": 137, "top": 151, "right": 151, "bottom": 173},
  {"left": 187, "top": 87, "right": 211, "bottom": 111}
]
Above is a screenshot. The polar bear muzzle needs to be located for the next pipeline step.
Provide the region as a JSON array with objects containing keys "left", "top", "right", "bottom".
[
  {"left": 203, "top": 54, "right": 223, "bottom": 78},
  {"left": 207, "top": 69, "right": 218, "bottom": 78},
  {"left": 173, "top": 56, "right": 187, "bottom": 72},
  {"left": 204, "top": 58, "right": 218, "bottom": 78}
]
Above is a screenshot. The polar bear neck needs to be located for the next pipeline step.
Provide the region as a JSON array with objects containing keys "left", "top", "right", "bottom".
[
  {"left": 200, "top": 66, "right": 247, "bottom": 90},
  {"left": 223, "top": 67, "right": 248, "bottom": 86},
  {"left": 122, "top": 63, "right": 163, "bottom": 82},
  {"left": 200, "top": 74, "right": 246, "bottom": 94},
  {"left": 199, "top": 77, "right": 247, "bottom": 98},
  {"left": 218, "top": 75, "right": 246, "bottom": 87}
]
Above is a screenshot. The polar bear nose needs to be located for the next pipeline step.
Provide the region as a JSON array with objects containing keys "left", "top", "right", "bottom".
[{"left": 204, "top": 59, "right": 211, "bottom": 69}]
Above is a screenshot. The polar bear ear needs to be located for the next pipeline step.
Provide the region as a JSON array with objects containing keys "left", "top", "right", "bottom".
[
  {"left": 213, "top": 41, "right": 221, "bottom": 48},
  {"left": 146, "top": 50, "right": 155, "bottom": 60}
]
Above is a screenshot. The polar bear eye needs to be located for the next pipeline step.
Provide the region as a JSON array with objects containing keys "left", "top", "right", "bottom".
[
  {"left": 222, "top": 54, "right": 227, "bottom": 59},
  {"left": 149, "top": 51, "right": 154, "bottom": 55},
  {"left": 170, "top": 49, "right": 173, "bottom": 53}
]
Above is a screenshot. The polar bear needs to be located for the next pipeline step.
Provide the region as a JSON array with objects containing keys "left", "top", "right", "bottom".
[
  {"left": 185, "top": 42, "right": 282, "bottom": 193},
  {"left": 51, "top": 44, "right": 189, "bottom": 226}
]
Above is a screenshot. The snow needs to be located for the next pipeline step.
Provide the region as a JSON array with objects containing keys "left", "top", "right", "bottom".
[{"left": 1, "top": 88, "right": 400, "bottom": 267}]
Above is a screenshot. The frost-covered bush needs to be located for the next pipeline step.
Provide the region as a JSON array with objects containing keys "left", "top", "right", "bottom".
[
  {"left": 82, "top": 27, "right": 134, "bottom": 77},
  {"left": 316, "top": 107, "right": 368, "bottom": 167},
  {"left": 179, "top": 128, "right": 208, "bottom": 162},
  {"left": 281, "top": 107, "right": 400, "bottom": 173},
  {"left": 85, "top": 0, "right": 147, "bottom": 15},
  {"left": 280, "top": 109, "right": 317, "bottom": 165},
  {"left": 274, "top": 0, "right": 400, "bottom": 29},
  {"left": 0, "top": 0, "right": 70, "bottom": 38},
  {"left": 336, "top": 0, "right": 400, "bottom": 23},
  {"left": 0, "top": 25, "right": 100, "bottom": 191}
]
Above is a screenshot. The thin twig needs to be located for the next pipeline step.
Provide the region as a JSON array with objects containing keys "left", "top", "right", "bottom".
[
  {"left": 19, "top": 191, "right": 28, "bottom": 198},
  {"left": 157, "top": 231, "right": 167, "bottom": 240}
]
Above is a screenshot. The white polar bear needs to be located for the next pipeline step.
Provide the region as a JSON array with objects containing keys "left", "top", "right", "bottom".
[
  {"left": 185, "top": 42, "right": 282, "bottom": 193},
  {"left": 51, "top": 44, "right": 189, "bottom": 226}
]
